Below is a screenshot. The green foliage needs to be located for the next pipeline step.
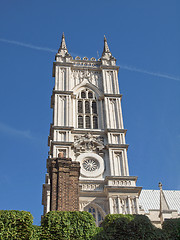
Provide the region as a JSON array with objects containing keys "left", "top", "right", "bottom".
[
  {"left": 101, "top": 214, "right": 134, "bottom": 229},
  {"left": 40, "top": 211, "right": 97, "bottom": 240},
  {"left": 0, "top": 210, "right": 179, "bottom": 240},
  {"left": 162, "top": 218, "right": 180, "bottom": 240},
  {"left": 94, "top": 214, "right": 167, "bottom": 240},
  {"left": 30, "top": 225, "right": 42, "bottom": 240},
  {"left": 0, "top": 210, "right": 33, "bottom": 240}
]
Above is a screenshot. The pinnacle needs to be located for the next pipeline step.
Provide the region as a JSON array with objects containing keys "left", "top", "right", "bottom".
[
  {"left": 59, "top": 32, "right": 67, "bottom": 50},
  {"left": 101, "top": 35, "right": 114, "bottom": 60},
  {"left": 103, "top": 35, "right": 111, "bottom": 53},
  {"left": 57, "top": 33, "right": 70, "bottom": 57}
]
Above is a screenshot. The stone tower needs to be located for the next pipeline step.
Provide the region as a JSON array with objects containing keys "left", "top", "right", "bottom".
[{"left": 42, "top": 34, "right": 142, "bottom": 225}]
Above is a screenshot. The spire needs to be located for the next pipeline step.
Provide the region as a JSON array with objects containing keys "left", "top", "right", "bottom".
[
  {"left": 159, "top": 182, "right": 169, "bottom": 213},
  {"left": 101, "top": 35, "right": 115, "bottom": 61},
  {"left": 59, "top": 32, "right": 67, "bottom": 50},
  {"left": 103, "top": 35, "right": 111, "bottom": 53},
  {"left": 57, "top": 33, "right": 71, "bottom": 57}
]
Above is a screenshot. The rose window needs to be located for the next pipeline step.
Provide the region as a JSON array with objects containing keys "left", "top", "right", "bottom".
[{"left": 82, "top": 158, "right": 99, "bottom": 172}]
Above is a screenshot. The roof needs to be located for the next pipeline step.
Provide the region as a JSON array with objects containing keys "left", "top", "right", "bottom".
[{"left": 139, "top": 189, "right": 180, "bottom": 214}]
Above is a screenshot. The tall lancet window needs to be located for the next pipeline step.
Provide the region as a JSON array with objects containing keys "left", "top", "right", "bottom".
[{"left": 77, "top": 89, "right": 98, "bottom": 129}]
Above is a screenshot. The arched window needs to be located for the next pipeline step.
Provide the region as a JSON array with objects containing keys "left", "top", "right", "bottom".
[
  {"left": 88, "top": 91, "right": 93, "bottom": 98},
  {"left": 88, "top": 206, "right": 104, "bottom": 226},
  {"left": 81, "top": 91, "right": 86, "bottom": 98},
  {"left": 77, "top": 89, "right": 98, "bottom": 129}
]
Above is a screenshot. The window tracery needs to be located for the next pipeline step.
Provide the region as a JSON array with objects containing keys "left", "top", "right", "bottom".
[
  {"left": 88, "top": 206, "right": 104, "bottom": 226},
  {"left": 77, "top": 89, "right": 98, "bottom": 129}
]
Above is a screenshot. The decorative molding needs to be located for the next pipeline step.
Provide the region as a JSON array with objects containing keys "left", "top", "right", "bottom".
[
  {"left": 73, "top": 133, "right": 104, "bottom": 155},
  {"left": 71, "top": 69, "right": 102, "bottom": 88},
  {"left": 81, "top": 184, "right": 103, "bottom": 191},
  {"left": 111, "top": 180, "right": 132, "bottom": 186}
]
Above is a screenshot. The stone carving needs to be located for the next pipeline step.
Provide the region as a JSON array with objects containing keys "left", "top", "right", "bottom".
[
  {"left": 111, "top": 180, "right": 131, "bottom": 186},
  {"left": 83, "top": 158, "right": 99, "bottom": 172},
  {"left": 113, "top": 198, "right": 118, "bottom": 214},
  {"left": 71, "top": 70, "right": 102, "bottom": 88},
  {"left": 131, "top": 198, "right": 136, "bottom": 214},
  {"left": 121, "top": 199, "right": 127, "bottom": 214},
  {"left": 73, "top": 133, "right": 104, "bottom": 155},
  {"left": 79, "top": 201, "right": 89, "bottom": 211}
]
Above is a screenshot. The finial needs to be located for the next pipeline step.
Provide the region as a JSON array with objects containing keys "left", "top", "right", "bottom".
[
  {"left": 159, "top": 182, "right": 162, "bottom": 190},
  {"left": 101, "top": 35, "right": 115, "bottom": 61},
  {"left": 103, "top": 35, "right": 110, "bottom": 53},
  {"left": 57, "top": 33, "right": 71, "bottom": 58},
  {"left": 59, "top": 32, "right": 67, "bottom": 50}
]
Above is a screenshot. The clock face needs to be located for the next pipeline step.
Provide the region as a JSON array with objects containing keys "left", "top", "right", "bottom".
[
  {"left": 82, "top": 158, "right": 99, "bottom": 172},
  {"left": 77, "top": 153, "right": 104, "bottom": 178}
]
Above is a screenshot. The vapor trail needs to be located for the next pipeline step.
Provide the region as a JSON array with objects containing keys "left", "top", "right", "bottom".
[
  {"left": 120, "top": 64, "right": 180, "bottom": 82},
  {"left": 0, "top": 122, "right": 32, "bottom": 139},
  {"left": 0, "top": 38, "right": 179, "bottom": 82},
  {"left": 0, "top": 38, "right": 57, "bottom": 53}
]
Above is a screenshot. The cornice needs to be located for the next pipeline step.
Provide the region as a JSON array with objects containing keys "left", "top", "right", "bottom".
[
  {"left": 105, "top": 176, "right": 138, "bottom": 182},
  {"left": 51, "top": 126, "right": 74, "bottom": 131},
  {"left": 106, "top": 144, "right": 129, "bottom": 149},
  {"left": 100, "top": 65, "right": 119, "bottom": 71},
  {"left": 52, "top": 61, "right": 73, "bottom": 77},
  {"left": 51, "top": 141, "right": 73, "bottom": 146},
  {"left": 104, "top": 93, "right": 123, "bottom": 98},
  {"left": 105, "top": 129, "right": 127, "bottom": 134},
  {"left": 72, "top": 129, "right": 105, "bottom": 134},
  {"left": 52, "top": 90, "right": 73, "bottom": 95}
]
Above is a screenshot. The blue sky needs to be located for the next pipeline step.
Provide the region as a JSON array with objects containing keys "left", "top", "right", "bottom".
[{"left": 0, "top": 0, "right": 179, "bottom": 225}]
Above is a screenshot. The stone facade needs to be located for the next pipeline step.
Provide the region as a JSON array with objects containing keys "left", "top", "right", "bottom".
[
  {"left": 41, "top": 34, "right": 180, "bottom": 227},
  {"left": 42, "top": 33, "right": 142, "bottom": 225}
]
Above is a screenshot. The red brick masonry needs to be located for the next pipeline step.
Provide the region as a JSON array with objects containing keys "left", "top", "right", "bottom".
[{"left": 49, "top": 157, "right": 80, "bottom": 211}]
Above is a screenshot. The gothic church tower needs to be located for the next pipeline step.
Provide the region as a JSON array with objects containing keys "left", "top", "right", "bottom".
[{"left": 42, "top": 34, "right": 142, "bottom": 226}]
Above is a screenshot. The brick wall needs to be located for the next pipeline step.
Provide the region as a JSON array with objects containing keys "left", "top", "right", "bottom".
[{"left": 49, "top": 157, "right": 80, "bottom": 211}]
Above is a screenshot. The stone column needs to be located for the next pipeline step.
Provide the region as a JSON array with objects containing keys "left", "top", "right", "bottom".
[
  {"left": 118, "top": 197, "right": 122, "bottom": 214},
  {"left": 128, "top": 196, "right": 132, "bottom": 214},
  {"left": 135, "top": 196, "right": 140, "bottom": 214},
  {"left": 47, "top": 191, "right": 50, "bottom": 213},
  {"left": 109, "top": 197, "right": 114, "bottom": 214}
]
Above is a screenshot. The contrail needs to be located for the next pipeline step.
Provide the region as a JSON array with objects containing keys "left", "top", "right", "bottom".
[
  {"left": 119, "top": 64, "right": 180, "bottom": 82},
  {"left": 0, "top": 122, "right": 33, "bottom": 139},
  {"left": 0, "top": 38, "right": 179, "bottom": 82},
  {"left": 0, "top": 38, "right": 57, "bottom": 53}
]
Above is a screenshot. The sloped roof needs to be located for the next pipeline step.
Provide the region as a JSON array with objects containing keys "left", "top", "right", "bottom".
[{"left": 139, "top": 189, "right": 180, "bottom": 214}]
